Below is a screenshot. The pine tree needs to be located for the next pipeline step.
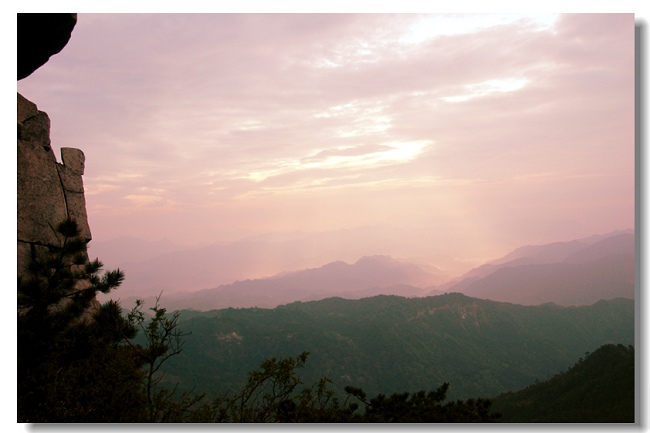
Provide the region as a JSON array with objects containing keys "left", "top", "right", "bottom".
[{"left": 17, "top": 218, "right": 146, "bottom": 422}]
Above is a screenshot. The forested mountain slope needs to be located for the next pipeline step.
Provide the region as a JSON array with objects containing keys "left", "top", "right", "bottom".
[
  {"left": 491, "top": 344, "right": 635, "bottom": 422},
  {"left": 161, "top": 293, "right": 634, "bottom": 401}
]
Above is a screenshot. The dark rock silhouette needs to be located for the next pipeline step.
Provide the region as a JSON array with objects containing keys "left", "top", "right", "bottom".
[{"left": 18, "top": 13, "right": 77, "bottom": 80}]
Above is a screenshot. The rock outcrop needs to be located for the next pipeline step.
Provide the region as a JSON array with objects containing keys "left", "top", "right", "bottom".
[
  {"left": 17, "top": 92, "right": 91, "bottom": 280},
  {"left": 17, "top": 13, "right": 77, "bottom": 80}
]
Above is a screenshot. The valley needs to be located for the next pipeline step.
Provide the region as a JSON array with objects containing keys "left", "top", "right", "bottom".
[{"left": 96, "top": 229, "right": 636, "bottom": 421}]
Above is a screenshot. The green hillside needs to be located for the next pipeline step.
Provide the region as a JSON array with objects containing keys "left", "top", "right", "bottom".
[
  {"left": 491, "top": 344, "right": 635, "bottom": 422},
  {"left": 160, "top": 293, "right": 634, "bottom": 401}
]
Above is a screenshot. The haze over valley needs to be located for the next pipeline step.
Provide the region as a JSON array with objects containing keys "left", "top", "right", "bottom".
[{"left": 94, "top": 228, "right": 634, "bottom": 311}]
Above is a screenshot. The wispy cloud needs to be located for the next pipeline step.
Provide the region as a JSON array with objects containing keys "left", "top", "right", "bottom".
[{"left": 17, "top": 13, "right": 635, "bottom": 267}]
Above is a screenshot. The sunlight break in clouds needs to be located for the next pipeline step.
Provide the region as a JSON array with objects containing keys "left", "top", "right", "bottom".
[
  {"left": 400, "top": 14, "right": 560, "bottom": 44},
  {"left": 247, "top": 140, "right": 431, "bottom": 182},
  {"left": 16, "top": 13, "right": 634, "bottom": 274},
  {"left": 441, "top": 78, "right": 530, "bottom": 103}
]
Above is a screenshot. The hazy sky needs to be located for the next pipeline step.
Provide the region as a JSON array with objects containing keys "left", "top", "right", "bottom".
[{"left": 17, "top": 13, "right": 635, "bottom": 273}]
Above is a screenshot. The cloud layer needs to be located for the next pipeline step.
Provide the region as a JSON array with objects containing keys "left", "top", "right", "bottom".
[{"left": 17, "top": 13, "right": 635, "bottom": 273}]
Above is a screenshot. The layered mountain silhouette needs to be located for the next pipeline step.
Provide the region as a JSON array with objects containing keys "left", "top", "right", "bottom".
[
  {"left": 436, "top": 231, "right": 634, "bottom": 306},
  {"left": 90, "top": 226, "right": 446, "bottom": 297},
  {"left": 98, "top": 229, "right": 634, "bottom": 311},
  {"left": 161, "top": 255, "right": 442, "bottom": 310}
]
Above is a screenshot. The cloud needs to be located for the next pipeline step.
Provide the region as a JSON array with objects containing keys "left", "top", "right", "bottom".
[
  {"left": 440, "top": 77, "right": 529, "bottom": 102},
  {"left": 123, "top": 194, "right": 165, "bottom": 207},
  {"left": 17, "top": 13, "right": 634, "bottom": 258}
]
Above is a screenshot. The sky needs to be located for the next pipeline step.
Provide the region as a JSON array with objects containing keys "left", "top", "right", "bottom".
[{"left": 16, "top": 12, "right": 636, "bottom": 275}]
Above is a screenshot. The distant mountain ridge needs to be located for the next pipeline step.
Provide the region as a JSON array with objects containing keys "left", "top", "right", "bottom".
[
  {"left": 98, "top": 229, "right": 634, "bottom": 310},
  {"left": 91, "top": 226, "right": 450, "bottom": 297},
  {"left": 444, "top": 229, "right": 633, "bottom": 284},
  {"left": 156, "top": 255, "right": 441, "bottom": 310},
  {"left": 433, "top": 231, "right": 634, "bottom": 306}
]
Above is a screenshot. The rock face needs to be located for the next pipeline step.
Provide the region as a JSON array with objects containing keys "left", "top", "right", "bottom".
[
  {"left": 17, "top": 92, "right": 91, "bottom": 279},
  {"left": 17, "top": 13, "right": 77, "bottom": 80}
]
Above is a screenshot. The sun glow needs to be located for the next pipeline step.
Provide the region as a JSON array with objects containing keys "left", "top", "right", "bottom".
[
  {"left": 246, "top": 140, "right": 431, "bottom": 182},
  {"left": 441, "top": 78, "right": 529, "bottom": 103},
  {"left": 400, "top": 14, "right": 559, "bottom": 45},
  {"left": 371, "top": 141, "right": 430, "bottom": 164}
]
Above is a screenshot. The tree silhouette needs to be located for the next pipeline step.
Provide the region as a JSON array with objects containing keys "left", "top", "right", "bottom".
[
  {"left": 345, "top": 382, "right": 500, "bottom": 422},
  {"left": 17, "top": 218, "right": 145, "bottom": 422},
  {"left": 124, "top": 295, "right": 201, "bottom": 422}
]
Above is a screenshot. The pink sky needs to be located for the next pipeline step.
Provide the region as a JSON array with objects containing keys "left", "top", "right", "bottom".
[{"left": 17, "top": 13, "right": 636, "bottom": 275}]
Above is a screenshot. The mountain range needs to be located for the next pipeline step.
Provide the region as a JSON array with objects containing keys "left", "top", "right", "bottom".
[
  {"left": 119, "top": 255, "right": 443, "bottom": 311},
  {"left": 90, "top": 226, "right": 449, "bottom": 298},
  {"left": 103, "top": 229, "right": 634, "bottom": 311},
  {"left": 437, "top": 230, "right": 635, "bottom": 306}
]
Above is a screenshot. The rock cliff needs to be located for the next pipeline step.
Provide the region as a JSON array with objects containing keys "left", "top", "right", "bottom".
[
  {"left": 17, "top": 92, "right": 91, "bottom": 280},
  {"left": 17, "top": 13, "right": 89, "bottom": 282}
]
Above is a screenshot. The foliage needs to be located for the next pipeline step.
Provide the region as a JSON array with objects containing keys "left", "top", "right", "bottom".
[
  {"left": 18, "top": 218, "right": 125, "bottom": 322},
  {"left": 193, "top": 352, "right": 352, "bottom": 422},
  {"left": 183, "top": 352, "right": 497, "bottom": 423},
  {"left": 345, "top": 382, "right": 500, "bottom": 422},
  {"left": 125, "top": 295, "right": 195, "bottom": 422},
  {"left": 17, "top": 219, "right": 145, "bottom": 422},
  {"left": 17, "top": 219, "right": 204, "bottom": 423},
  {"left": 222, "top": 351, "right": 310, "bottom": 422}
]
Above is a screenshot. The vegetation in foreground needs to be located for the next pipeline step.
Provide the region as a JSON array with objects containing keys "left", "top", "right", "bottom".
[
  {"left": 17, "top": 218, "right": 634, "bottom": 423},
  {"left": 16, "top": 219, "right": 499, "bottom": 422}
]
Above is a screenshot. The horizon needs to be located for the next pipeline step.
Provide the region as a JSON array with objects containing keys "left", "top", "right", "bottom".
[
  {"left": 17, "top": 13, "right": 635, "bottom": 280},
  {"left": 88, "top": 225, "right": 635, "bottom": 282}
]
